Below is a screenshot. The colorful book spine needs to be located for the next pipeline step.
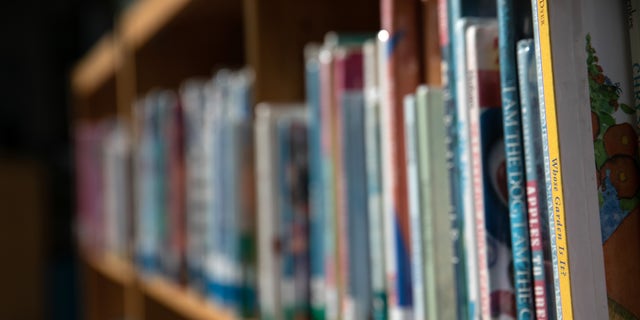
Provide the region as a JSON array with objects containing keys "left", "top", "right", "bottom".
[
  {"left": 181, "top": 81, "right": 208, "bottom": 293},
  {"left": 466, "top": 21, "right": 514, "bottom": 319},
  {"left": 497, "top": 0, "right": 534, "bottom": 317},
  {"left": 517, "top": 38, "right": 555, "bottom": 320},
  {"left": 167, "top": 94, "right": 187, "bottom": 284},
  {"left": 305, "top": 44, "right": 326, "bottom": 320},
  {"left": 338, "top": 47, "right": 372, "bottom": 320},
  {"left": 454, "top": 19, "right": 485, "bottom": 319},
  {"left": 319, "top": 45, "right": 340, "bottom": 320},
  {"left": 364, "top": 39, "right": 388, "bottom": 320},
  {"left": 277, "top": 114, "right": 311, "bottom": 320},
  {"left": 437, "top": 1, "right": 469, "bottom": 317},
  {"left": 230, "top": 70, "right": 257, "bottom": 317},
  {"left": 332, "top": 48, "right": 350, "bottom": 320},
  {"left": 255, "top": 105, "right": 282, "bottom": 320},
  {"left": 381, "top": 0, "right": 421, "bottom": 315},
  {"left": 415, "top": 86, "right": 458, "bottom": 320},
  {"left": 531, "top": 0, "right": 572, "bottom": 316},
  {"left": 403, "top": 94, "right": 425, "bottom": 320}
]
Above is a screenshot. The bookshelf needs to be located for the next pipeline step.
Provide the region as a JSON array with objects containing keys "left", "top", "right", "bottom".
[{"left": 72, "top": 0, "right": 379, "bottom": 319}]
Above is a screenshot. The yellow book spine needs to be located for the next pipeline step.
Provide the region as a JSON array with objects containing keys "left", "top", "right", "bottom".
[{"left": 534, "top": 0, "right": 574, "bottom": 318}]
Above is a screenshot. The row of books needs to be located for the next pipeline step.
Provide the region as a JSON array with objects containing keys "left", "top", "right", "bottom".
[{"left": 75, "top": 0, "right": 640, "bottom": 319}]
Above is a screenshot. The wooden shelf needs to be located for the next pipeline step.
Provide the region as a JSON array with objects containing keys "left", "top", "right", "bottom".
[
  {"left": 82, "top": 251, "right": 136, "bottom": 287},
  {"left": 81, "top": 252, "right": 235, "bottom": 320},
  {"left": 72, "top": 35, "right": 117, "bottom": 99},
  {"left": 141, "top": 277, "right": 234, "bottom": 320}
]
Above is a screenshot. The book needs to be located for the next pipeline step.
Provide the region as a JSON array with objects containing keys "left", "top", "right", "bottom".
[
  {"left": 516, "top": 38, "right": 556, "bottom": 320},
  {"left": 403, "top": 93, "right": 425, "bottom": 320},
  {"left": 336, "top": 47, "right": 372, "bottom": 320},
  {"left": 363, "top": 38, "right": 389, "bottom": 320},
  {"left": 380, "top": 0, "right": 422, "bottom": 315},
  {"left": 466, "top": 21, "right": 516, "bottom": 320},
  {"left": 255, "top": 104, "right": 309, "bottom": 320},
  {"left": 181, "top": 80, "right": 208, "bottom": 293},
  {"left": 318, "top": 43, "right": 340, "bottom": 320},
  {"left": 276, "top": 111, "right": 310, "bottom": 320},
  {"left": 496, "top": 0, "right": 534, "bottom": 318},
  {"left": 415, "top": 85, "right": 458, "bottom": 320},
  {"left": 305, "top": 43, "right": 326, "bottom": 320}
]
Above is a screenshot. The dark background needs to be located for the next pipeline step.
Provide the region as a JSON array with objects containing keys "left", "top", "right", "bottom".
[{"left": 0, "top": 0, "right": 126, "bottom": 318}]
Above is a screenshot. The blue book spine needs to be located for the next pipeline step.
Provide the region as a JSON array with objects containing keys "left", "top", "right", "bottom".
[
  {"left": 305, "top": 46, "right": 326, "bottom": 319},
  {"left": 517, "top": 38, "right": 555, "bottom": 320},
  {"left": 497, "top": 0, "right": 534, "bottom": 318},
  {"left": 342, "top": 88, "right": 372, "bottom": 319},
  {"left": 403, "top": 94, "right": 425, "bottom": 320},
  {"left": 440, "top": 1, "right": 469, "bottom": 317}
]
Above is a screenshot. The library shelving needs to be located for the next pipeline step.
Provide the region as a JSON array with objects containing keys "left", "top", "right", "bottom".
[{"left": 72, "top": 0, "right": 379, "bottom": 319}]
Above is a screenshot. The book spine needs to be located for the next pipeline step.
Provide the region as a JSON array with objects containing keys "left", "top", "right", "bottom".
[
  {"left": 290, "top": 120, "right": 311, "bottom": 320},
  {"left": 423, "top": 87, "right": 458, "bottom": 320},
  {"left": 277, "top": 119, "right": 297, "bottom": 319},
  {"left": 332, "top": 51, "right": 350, "bottom": 319},
  {"left": 454, "top": 19, "right": 482, "bottom": 319},
  {"left": 518, "top": 39, "right": 554, "bottom": 320},
  {"left": 438, "top": 0, "right": 470, "bottom": 318},
  {"left": 364, "top": 39, "right": 389, "bottom": 320},
  {"left": 319, "top": 48, "right": 340, "bottom": 320},
  {"left": 337, "top": 47, "right": 371, "bottom": 319},
  {"left": 403, "top": 94, "right": 425, "bottom": 320},
  {"left": 465, "top": 23, "right": 494, "bottom": 320},
  {"left": 255, "top": 108, "right": 281, "bottom": 320},
  {"left": 305, "top": 45, "right": 327, "bottom": 320},
  {"left": 531, "top": 0, "right": 572, "bottom": 317},
  {"left": 497, "top": 0, "right": 535, "bottom": 318},
  {"left": 381, "top": 0, "right": 421, "bottom": 315}
]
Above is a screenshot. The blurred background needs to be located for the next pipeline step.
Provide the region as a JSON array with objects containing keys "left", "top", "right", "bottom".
[{"left": 0, "top": 0, "right": 125, "bottom": 319}]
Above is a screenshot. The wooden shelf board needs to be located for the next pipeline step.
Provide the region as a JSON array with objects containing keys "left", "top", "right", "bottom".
[
  {"left": 119, "top": 0, "right": 192, "bottom": 50},
  {"left": 72, "top": 35, "right": 117, "bottom": 98},
  {"left": 82, "top": 251, "right": 136, "bottom": 287},
  {"left": 141, "top": 277, "right": 234, "bottom": 320}
]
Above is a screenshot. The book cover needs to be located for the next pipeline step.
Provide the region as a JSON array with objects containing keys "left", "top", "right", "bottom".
[
  {"left": 380, "top": 0, "right": 421, "bottom": 314},
  {"left": 466, "top": 22, "right": 517, "bottom": 320},
  {"left": 496, "top": 0, "right": 534, "bottom": 318},
  {"left": 585, "top": 1, "right": 640, "bottom": 317},
  {"left": 516, "top": 38, "right": 556, "bottom": 320},
  {"left": 403, "top": 94, "right": 425, "bottom": 320},
  {"left": 415, "top": 85, "right": 458, "bottom": 319},
  {"left": 338, "top": 47, "right": 372, "bottom": 320},
  {"left": 305, "top": 44, "right": 327, "bottom": 320},
  {"left": 364, "top": 39, "right": 388, "bottom": 320}
]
